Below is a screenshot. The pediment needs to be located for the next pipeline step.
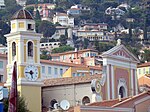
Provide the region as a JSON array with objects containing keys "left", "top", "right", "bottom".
[{"left": 101, "top": 45, "right": 139, "bottom": 63}]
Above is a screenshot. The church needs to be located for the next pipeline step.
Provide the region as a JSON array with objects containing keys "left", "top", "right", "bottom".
[{"left": 4, "top": 9, "right": 140, "bottom": 112}]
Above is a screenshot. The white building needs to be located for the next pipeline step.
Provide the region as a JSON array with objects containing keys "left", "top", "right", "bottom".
[
  {"left": 16, "top": 0, "right": 26, "bottom": 6},
  {"left": 76, "top": 23, "right": 110, "bottom": 41},
  {"left": 71, "top": 4, "right": 90, "bottom": 11},
  {"left": 77, "top": 30, "right": 110, "bottom": 41},
  {"left": 53, "top": 12, "right": 74, "bottom": 27},
  {"left": 0, "top": 0, "right": 5, "bottom": 9},
  {"left": 51, "top": 26, "right": 67, "bottom": 39},
  {"left": 40, "top": 42, "right": 60, "bottom": 51}
]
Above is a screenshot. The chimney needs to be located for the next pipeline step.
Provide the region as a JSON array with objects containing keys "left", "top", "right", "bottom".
[{"left": 75, "top": 48, "right": 77, "bottom": 52}]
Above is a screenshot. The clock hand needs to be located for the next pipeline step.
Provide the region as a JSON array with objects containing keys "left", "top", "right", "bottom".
[
  {"left": 25, "top": 71, "right": 34, "bottom": 79},
  {"left": 29, "top": 70, "right": 34, "bottom": 79}
]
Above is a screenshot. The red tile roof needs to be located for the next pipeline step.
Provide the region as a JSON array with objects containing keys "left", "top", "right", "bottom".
[
  {"left": 137, "top": 62, "right": 150, "bottom": 68},
  {"left": 88, "top": 91, "right": 150, "bottom": 108},
  {"left": 53, "top": 49, "right": 98, "bottom": 55},
  {"left": 0, "top": 53, "right": 7, "bottom": 58},
  {"left": 55, "top": 13, "right": 68, "bottom": 16},
  {"left": 43, "top": 74, "right": 102, "bottom": 87},
  {"left": 112, "top": 91, "right": 150, "bottom": 107},
  {"left": 138, "top": 75, "right": 150, "bottom": 87},
  {"left": 88, "top": 97, "right": 128, "bottom": 107}
]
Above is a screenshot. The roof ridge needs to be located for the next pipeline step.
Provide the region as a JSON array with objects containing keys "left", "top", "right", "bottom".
[{"left": 112, "top": 91, "right": 149, "bottom": 107}]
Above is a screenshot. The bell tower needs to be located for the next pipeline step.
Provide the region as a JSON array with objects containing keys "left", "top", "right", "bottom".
[{"left": 5, "top": 9, "right": 43, "bottom": 112}]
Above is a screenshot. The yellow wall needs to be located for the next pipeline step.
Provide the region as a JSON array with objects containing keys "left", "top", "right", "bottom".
[
  {"left": 63, "top": 67, "right": 72, "bottom": 77},
  {"left": 137, "top": 66, "right": 150, "bottom": 79},
  {"left": 18, "top": 85, "right": 41, "bottom": 112},
  {"left": 63, "top": 67, "right": 90, "bottom": 77}
]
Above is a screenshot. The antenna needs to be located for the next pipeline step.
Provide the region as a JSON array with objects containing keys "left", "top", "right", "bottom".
[{"left": 60, "top": 100, "right": 70, "bottom": 110}]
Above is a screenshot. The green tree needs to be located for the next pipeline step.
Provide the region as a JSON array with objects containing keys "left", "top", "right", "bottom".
[
  {"left": 40, "top": 50, "right": 51, "bottom": 60},
  {"left": 141, "top": 49, "right": 150, "bottom": 62},
  {"left": 0, "top": 21, "right": 10, "bottom": 45},
  {"left": 25, "top": 6, "right": 34, "bottom": 16},
  {"left": 59, "top": 35, "right": 67, "bottom": 46},
  {"left": 35, "top": 9, "right": 41, "bottom": 21},
  {"left": 38, "top": 20, "right": 56, "bottom": 37},
  {"left": 3, "top": 95, "right": 30, "bottom": 112},
  {"left": 3, "top": 0, "right": 21, "bottom": 21},
  {"left": 26, "top": 0, "right": 36, "bottom": 5},
  {"left": 52, "top": 45, "right": 74, "bottom": 53}
]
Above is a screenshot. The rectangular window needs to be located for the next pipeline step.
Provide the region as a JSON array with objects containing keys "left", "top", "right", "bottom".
[
  {"left": 143, "top": 68, "right": 145, "bottom": 74},
  {"left": 19, "top": 22, "right": 24, "bottom": 28},
  {"left": 139, "top": 69, "right": 141, "bottom": 74},
  {"left": 60, "top": 68, "right": 63, "bottom": 76},
  {"left": 0, "top": 75, "right": 3, "bottom": 82},
  {"left": 72, "top": 73, "right": 76, "bottom": 77},
  {"left": 0, "top": 61, "right": 3, "bottom": 69},
  {"left": 48, "top": 67, "right": 51, "bottom": 75},
  {"left": 82, "top": 73, "right": 85, "bottom": 76},
  {"left": 77, "top": 73, "right": 80, "bottom": 76},
  {"left": 54, "top": 68, "right": 58, "bottom": 75},
  {"left": 42, "top": 66, "right": 45, "bottom": 74}
]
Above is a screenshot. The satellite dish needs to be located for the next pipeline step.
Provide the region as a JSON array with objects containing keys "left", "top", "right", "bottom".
[{"left": 60, "top": 100, "right": 70, "bottom": 110}]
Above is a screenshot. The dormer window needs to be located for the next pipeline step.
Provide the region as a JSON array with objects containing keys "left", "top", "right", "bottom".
[
  {"left": 12, "top": 42, "right": 16, "bottom": 58},
  {"left": 28, "top": 41, "right": 33, "bottom": 57},
  {"left": 28, "top": 24, "right": 34, "bottom": 30}
]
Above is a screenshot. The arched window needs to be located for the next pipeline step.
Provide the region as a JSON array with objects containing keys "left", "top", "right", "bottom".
[
  {"left": 12, "top": 42, "right": 16, "bottom": 57},
  {"left": 119, "top": 86, "right": 125, "bottom": 98},
  {"left": 28, "top": 41, "right": 33, "bottom": 57},
  {"left": 82, "top": 96, "right": 90, "bottom": 105}
]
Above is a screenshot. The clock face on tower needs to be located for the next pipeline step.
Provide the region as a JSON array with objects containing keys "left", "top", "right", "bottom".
[{"left": 24, "top": 65, "right": 39, "bottom": 81}]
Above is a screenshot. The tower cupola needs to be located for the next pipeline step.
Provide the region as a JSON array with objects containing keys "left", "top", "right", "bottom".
[{"left": 10, "top": 9, "right": 35, "bottom": 33}]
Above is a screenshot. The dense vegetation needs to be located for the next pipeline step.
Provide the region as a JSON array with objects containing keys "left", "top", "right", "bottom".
[{"left": 3, "top": 95, "right": 30, "bottom": 112}]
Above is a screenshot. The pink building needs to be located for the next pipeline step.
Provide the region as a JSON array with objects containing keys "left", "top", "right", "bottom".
[{"left": 51, "top": 49, "right": 100, "bottom": 66}]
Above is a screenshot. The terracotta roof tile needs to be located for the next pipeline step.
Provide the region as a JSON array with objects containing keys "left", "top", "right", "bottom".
[
  {"left": 138, "top": 75, "right": 150, "bottom": 87},
  {"left": 112, "top": 91, "right": 150, "bottom": 107},
  {"left": 88, "top": 98, "right": 128, "bottom": 107},
  {"left": 43, "top": 74, "right": 101, "bottom": 87},
  {"left": 55, "top": 49, "right": 98, "bottom": 55},
  {"left": 11, "top": 9, "right": 33, "bottom": 20},
  {"left": 56, "top": 13, "right": 68, "bottom": 16},
  {"left": 137, "top": 62, "right": 150, "bottom": 68},
  {"left": 0, "top": 53, "right": 7, "bottom": 58}
]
